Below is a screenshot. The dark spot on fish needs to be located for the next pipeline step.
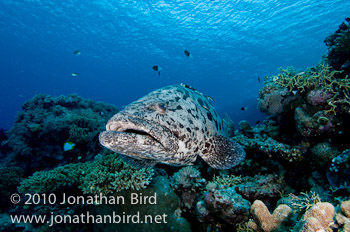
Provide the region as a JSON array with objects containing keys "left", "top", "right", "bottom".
[
  {"left": 179, "top": 123, "right": 184, "bottom": 128},
  {"left": 194, "top": 127, "right": 199, "bottom": 130},
  {"left": 175, "top": 97, "right": 180, "bottom": 102},
  {"left": 197, "top": 98, "right": 204, "bottom": 107},
  {"left": 207, "top": 112, "right": 213, "bottom": 121},
  {"left": 179, "top": 135, "right": 186, "bottom": 140},
  {"left": 205, "top": 142, "right": 210, "bottom": 148},
  {"left": 194, "top": 147, "right": 199, "bottom": 153},
  {"left": 173, "top": 131, "right": 179, "bottom": 138},
  {"left": 189, "top": 119, "right": 193, "bottom": 124},
  {"left": 203, "top": 149, "right": 208, "bottom": 154},
  {"left": 186, "top": 128, "right": 191, "bottom": 133},
  {"left": 176, "top": 105, "right": 183, "bottom": 110}
]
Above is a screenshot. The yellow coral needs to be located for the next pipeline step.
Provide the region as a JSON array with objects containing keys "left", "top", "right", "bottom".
[
  {"left": 289, "top": 191, "right": 321, "bottom": 212},
  {"left": 267, "top": 64, "right": 350, "bottom": 115}
]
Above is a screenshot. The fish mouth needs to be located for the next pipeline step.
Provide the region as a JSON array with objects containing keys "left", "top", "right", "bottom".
[
  {"left": 99, "top": 114, "right": 178, "bottom": 159},
  {"left": 107, "top": 122, "right": 164, "bottom": 148}
]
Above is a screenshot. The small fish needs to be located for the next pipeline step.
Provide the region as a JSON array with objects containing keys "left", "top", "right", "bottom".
[
  {"left": 72, "top": 72, "right": 79, "bottom": 77},
  {"left": 207, "top": 96, "right": 215, "bottom": 102},
  {"left": 152, "top": 66, "right": 161, "bottom": 76},
  {"left": 202, "top": 105, "right": 210, "bottom": 111},
  {"left": 297, "top": 72, "right": 305, "bottom": 76},
  {"left": 258, "top": 77, "right": 261, "bottom": 83},
  {"left": 180, "top": 83, "right": 196, "bottom": 91},
  {"left": 184, "top": 50, "right": 192, "bottom": 58},
  {"left": 292, "top": 90, "right": 298, "bottom": 95},
  {"left": 73, "top": 50, "right": 81, "bottom": 55},
  {"left": 63, "top": 142, "right": 75, "bottom": 151},
  {"left": 241, "top": 107, "right": 247, "bottom": 111},
  {"left": 255, "top": 120, "right": 260, "bottom": 125}
]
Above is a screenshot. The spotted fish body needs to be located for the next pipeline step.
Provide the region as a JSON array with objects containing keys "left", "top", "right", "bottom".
[{"left": 99, "top": 84, "right": 245, "bottom": 169}]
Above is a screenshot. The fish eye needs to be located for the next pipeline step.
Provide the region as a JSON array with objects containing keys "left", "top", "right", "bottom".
[{"left": 155, "top": 103, "right": 166, "bottom": 114}]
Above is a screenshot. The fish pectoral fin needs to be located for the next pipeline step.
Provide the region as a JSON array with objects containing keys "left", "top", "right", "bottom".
[
  {"left": 199, "top": 135, "right": 245, "bottom": 170},
  {"left": 119, "top": 154, "right": 157, "bottom": 168}
]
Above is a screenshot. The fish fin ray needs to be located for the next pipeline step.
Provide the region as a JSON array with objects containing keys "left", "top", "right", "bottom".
[{"left": 199, "top": 135, "right": 245, "bottom": 169}]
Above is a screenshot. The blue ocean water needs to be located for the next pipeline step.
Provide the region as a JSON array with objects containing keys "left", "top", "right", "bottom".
[{"left": 0, "top": 0, "right": 349, "bottom": 129}]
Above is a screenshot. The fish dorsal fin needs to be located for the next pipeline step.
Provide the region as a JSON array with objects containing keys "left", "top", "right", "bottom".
[{"left": 199, "top": 135, "right": 245, "bottom": 169}]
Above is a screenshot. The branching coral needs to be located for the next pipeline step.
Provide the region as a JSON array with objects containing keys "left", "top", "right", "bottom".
[
  {"left": 267, "top": 64, "right": 344, "bottom": 93},
  {"left": 265, "top": 64, "right": 350, "bottom": 115},
  {"left": 171, "top": 166, "right": 203, "bottom": 189},
  {"left": 18, "top": 153, "right": 154, "bottom": 195},
  {"left": 288, "top": 191, "right": 321, "bottom": 212},
  {"left": 210, "top": 174, "right": 242, "bottom": 187}
]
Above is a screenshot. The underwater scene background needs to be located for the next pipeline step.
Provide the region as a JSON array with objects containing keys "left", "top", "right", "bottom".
[{"left": 1, "top": 0, "right": 350, "bottom": 231}]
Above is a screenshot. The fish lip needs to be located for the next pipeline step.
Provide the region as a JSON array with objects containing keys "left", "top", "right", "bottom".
[{"left": 105, "top": 114, "right": 177, "bottom": 152}]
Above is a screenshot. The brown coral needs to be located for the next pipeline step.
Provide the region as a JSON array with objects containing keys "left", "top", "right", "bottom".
[
  {"left": 299, "top": 202, "right": 335, "bottom": 232},
  {"left": 249, "top": 200, "right": 292, "bottom": 232},
  {"left": 341, "top": 200, "right": 350, "bottom": 218}
]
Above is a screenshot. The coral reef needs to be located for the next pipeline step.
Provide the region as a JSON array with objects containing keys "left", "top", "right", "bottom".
[
  {"left": 324, "top": 18, "right": 350, "bottom": 75},
  {"left": 3, "top": 94, "right": 119, "bottom": 174},
  {"left": 295, "top": 202, "right": 335, "bottom": 232},
  {"left": 18, "top": 152, "right": 154, "bottom": 195},
  {"left": 0, "top": 166, "right": 24, "bottom": 209},
  {"left": 248, "top": 200, "right": 292, "bottom": 232},
  {"left": 326, "top": 149, "right": 350, "bottom": 190},
  {"left": 197, "top": 187, "right": 251, "bottom": 226},
  {"left": 336, "top": 200, "right": 350, "bottom": 230},
  {"left": 93, "top": 175, "right": 191, "bottom": 232},
  {"left": 171, "top": 166, "right": 206, "bottom": 215}
]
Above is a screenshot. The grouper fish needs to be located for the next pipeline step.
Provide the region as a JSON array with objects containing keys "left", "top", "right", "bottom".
[{"left": 99, "top": 84, "right": 245, "bottom": 169}]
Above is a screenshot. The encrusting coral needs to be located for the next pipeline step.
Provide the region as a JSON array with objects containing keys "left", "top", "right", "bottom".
[{"left": 18, "top": 152, "right": 154, "bottom": 195}]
